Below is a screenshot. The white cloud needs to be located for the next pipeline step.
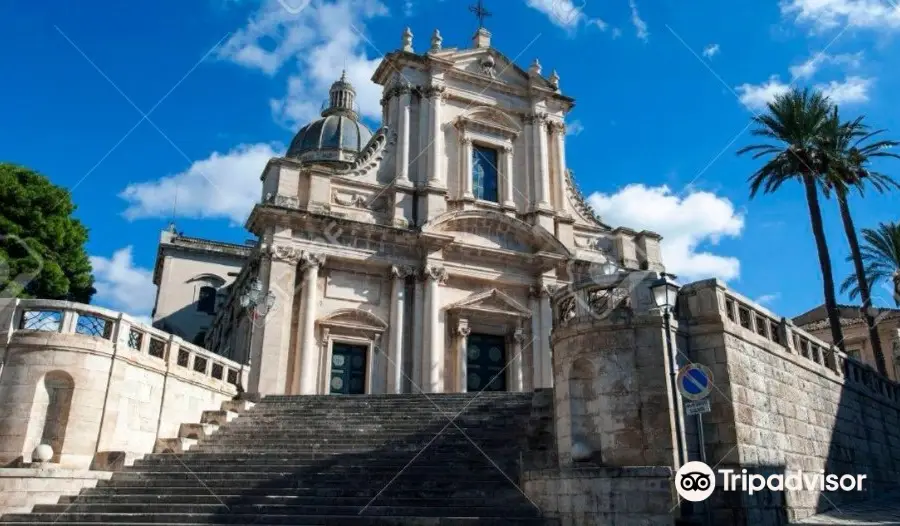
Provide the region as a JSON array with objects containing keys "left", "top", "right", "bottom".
[
  {"left": 736, "top": 76, "right": 790, "bottom": 110},
  {"left": 218, "top": 0, "right": 388, "bottom": 127},
  {"left": 781, "top": 0, "right": 900, "bottom": 32},
  {"left": 587, "top": 184, "right": 745, "bottom": 282},
  {"left": 702, "top": 44, "right": 720, "bottom": 58},
  {"left": 788, "top": 51, "right": 863, "bottom": 80},
  {"left": 629, "top": 0, "right": 649, "bottom": 41},
  {"left": 817, "top": 75, "right": 873, "bottom": 104},
  {"left": 525, "top": 0, "right": 610, "bottom": 32},
  {"left": 90, "top": 246, "right": 156, "bottom": 319},
  {"left": 755, "top": 293, "right": 781, "bottom": 306},
  {"left": 566, "top": 120, "right": 585, "bottom": 136},
  {"left": 120, "top": 143, "right": 280, "bottom": 225}
]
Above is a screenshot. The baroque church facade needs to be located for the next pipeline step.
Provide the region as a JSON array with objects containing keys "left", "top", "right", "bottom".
[{"left": 155, "top": 26, "right": 665, "bottom": 397}]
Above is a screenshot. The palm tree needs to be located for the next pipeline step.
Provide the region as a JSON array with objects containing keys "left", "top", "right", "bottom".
[
  {"left": 820, "top": 109, "right": 899, "bottom": 375},
  {"left": 842, "top": 222, "right": 900, "bottom": 307},
  {"left": 737, "top": 88, "right": 846, "bottom": 350}
]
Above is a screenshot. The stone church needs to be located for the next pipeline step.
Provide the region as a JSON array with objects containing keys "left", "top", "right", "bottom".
[{"left": 153, "top": 26, "right": 665, "bottom": 397}]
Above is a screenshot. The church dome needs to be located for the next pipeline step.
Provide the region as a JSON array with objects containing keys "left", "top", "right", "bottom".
[{"left": 286, "top": 72, "right": 373, "bottom": 165}]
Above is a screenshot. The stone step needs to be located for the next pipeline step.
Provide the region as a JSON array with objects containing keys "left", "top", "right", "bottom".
[
  {"left": 28, "top": 504, "right": 540, "bottom": 518},
  {"left": 59, "top": 494, "right": 529, "bottom": 506},
  {"left": 0, "top": 516, "right": 554, "bottom": 526},
  {"left": 104, "top": 471, "right": 517, "bottom": 483},
  {"left": 219, "top": 400, "right": 255, "bottom": 413},
  {"left": 177, "top": 423, "right": 219, "bottom": 440},
  {"left": 77, "top": 487, "right": 526, "bottom": 499},
  {"left": 143, "top": 451, "right": 518, "bottom": 462},
  {"left": 96, "top": 479, "right": 518, "bottom": 491},
  {"left": 119, "top": 464, "right": 518, "bottom": 475},
  {"left": 152, "top": 437, "right": 197, "bottom": 454},
  {"left": 200, "top": 409, "right": 238, "bottom": 425}
]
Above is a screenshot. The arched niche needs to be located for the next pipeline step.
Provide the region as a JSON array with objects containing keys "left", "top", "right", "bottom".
[{"left": 31, "top": 370, "right": 75, "bottom": 463}]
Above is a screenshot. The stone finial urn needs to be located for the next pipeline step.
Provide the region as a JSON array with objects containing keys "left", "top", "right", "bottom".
[{"left": 32, "top": 444, "right": 54, "bottom": 463}]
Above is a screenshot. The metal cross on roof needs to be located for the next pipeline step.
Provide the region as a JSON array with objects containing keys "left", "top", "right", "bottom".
[{"left": 469, "top": 0, "right": 491, "bottom": 29}]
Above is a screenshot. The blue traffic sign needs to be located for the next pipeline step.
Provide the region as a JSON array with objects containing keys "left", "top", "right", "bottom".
[{"left": 677, "top": 364, "right": 713, "bottom": 401}]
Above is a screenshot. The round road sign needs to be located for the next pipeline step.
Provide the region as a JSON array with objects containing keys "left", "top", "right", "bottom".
[{"left": 677, "top": 364, "right": 713, "bottom": 401}]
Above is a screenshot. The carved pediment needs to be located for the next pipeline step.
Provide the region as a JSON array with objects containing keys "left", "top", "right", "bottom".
[
  {"left": 447, "top": 49, "right": 547, "bottom": 90},
  {"left": 454, "top": 106, "right": 521, "bottom": 139},
  {"left": 446, "top": 288, "right": 531, "bottom": 318},
  {"left": 318, "top": 309, "right": 388, "bottom": 332},
  {"left": 423, "top": 210, "right": 570, "bottom": 256}
]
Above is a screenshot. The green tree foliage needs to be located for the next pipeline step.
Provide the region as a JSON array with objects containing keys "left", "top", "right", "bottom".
[{"left": 0, "top": 163, "right": 95, "bottom": 302}]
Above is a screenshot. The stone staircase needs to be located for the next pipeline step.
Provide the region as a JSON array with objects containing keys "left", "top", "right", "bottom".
[{"left": 0, "top": 392, "right": 556, "bottom": 525}]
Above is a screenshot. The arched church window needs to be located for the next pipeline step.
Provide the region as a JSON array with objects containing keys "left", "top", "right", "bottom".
[
  {"left": 472, "top": 145, "right": 499, "bottom": 203},
  {"left": 197, "top": 286, "right": 217, "bottom": 315}
]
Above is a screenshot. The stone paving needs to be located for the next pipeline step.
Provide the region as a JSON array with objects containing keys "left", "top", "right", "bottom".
[{"left": 794, "top": 491, "right": 900, "bottom": 525}]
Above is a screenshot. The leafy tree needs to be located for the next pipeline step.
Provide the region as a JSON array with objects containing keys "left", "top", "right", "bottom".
[
  {"left": 737, "top": 88, "right": 846, "bottom": 350},
  {"left": 842, "top": 222, "right": 900, "bottom": 307},
  {"left": 0, "top": 163, "right": 95, "bottom": 302},
  {"left": 820, "top": 110, "right": 899, "bottom": 375}
]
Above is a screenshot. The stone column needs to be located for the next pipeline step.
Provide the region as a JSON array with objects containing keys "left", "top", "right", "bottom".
[
  {"left": 459, "top": 137, "right": 473, "bottom": 199},
  {"left": 396, "top": 86, "right": 412, "bottom": 184},
  {"left": 456, "top": 319, "right": 471, "bottom": 393},
  {"left": 423, "top": 264, "right": 447, "bottom": 393},
  {"left": 550, "top": 121, "right": 567, "bottom": 209},
  {"left": 502, "top": 145, "right": 515, "bottom": 209},
  {"left": 248, "top": 246, "right": 299, "bottom": 396},
  {"left": 538, "top": 284, "right": 554, "bottom": 388},
  {"left": 529, "top": 287, "right": 542, "bottom": 389},
  {"left": 296, "top": 252, "right": 325, "bottom": 395},
  {"left": 427, "top": 87, "right": 446, "bottom": 187},
  {"left": 388, "top": 265, "right": 412, "bottom": 394},
  {"left": 510, "top": 327, "right": 526, "bottom": 392}
]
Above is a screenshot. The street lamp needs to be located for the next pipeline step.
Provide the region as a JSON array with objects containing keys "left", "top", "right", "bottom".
[
  {"left": 650, "top": 273, "right": 686, "bottom": 467},
  {"left": 600, "top": 259, "right": 620, "bottom": 276},
  {"left": 235, "top": 278, "right": 276, "bottom": 399}
]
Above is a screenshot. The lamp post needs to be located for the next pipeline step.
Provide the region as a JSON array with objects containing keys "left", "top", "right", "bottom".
[
  {"left": 650, "top": 273, "right": 685, "bottom": 468},
  {"left": 235, "top": 278, "right": 276, "bottom": 400}
]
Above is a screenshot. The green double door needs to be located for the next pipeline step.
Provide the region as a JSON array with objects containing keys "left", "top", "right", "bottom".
[
  {"left": 329, "top": 343, "right": 367, "bottom": 395},
  {"left": 466, "top": 333, "right": 507, "bottom": 392}
]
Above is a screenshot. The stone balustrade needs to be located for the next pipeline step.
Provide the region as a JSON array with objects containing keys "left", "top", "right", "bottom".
[
  {"left": 0, "top": 298, "right": 243, "bottom": 469},
  {"left": 3, "top": 299, "right": 247, "bottom": 389},
  {"left": 716, "top": 286, "right": 900, "bottom": 405}
]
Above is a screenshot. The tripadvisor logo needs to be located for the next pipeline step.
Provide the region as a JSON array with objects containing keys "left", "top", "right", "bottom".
[{"left": 675, "top": 461, "right": 867, "bottom": 502}]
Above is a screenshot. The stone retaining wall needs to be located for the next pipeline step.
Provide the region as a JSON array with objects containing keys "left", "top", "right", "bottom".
[
  {"left": 680, "top": 279, "right": 900, "bottom": 524},
  {"left": 0, "top": 467, "right": 112, "bottom": 515},
  {"left": 0, "top": 299, "right": 241, "bottom": 469},
  {"left": 522, "top": 466, "right": 674, "bottom": 525}
]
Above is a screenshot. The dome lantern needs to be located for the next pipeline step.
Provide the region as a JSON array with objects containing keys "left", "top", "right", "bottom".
[{"left": 285, "top": 71, "right": 373, "bottom": 166}]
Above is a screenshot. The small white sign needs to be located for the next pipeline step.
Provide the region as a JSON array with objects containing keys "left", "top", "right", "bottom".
[{"left": 684, "top": 398, "right": 711, "bottom": 416}]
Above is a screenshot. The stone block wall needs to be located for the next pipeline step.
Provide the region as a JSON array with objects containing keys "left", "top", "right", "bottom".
[
  {"left": 522, "top": 466, "right": 674, "bottom": 526},
  {"left": 679, "top": 279, "right": 900, "bottom": 524},
  {"left": 550, "top": 313, "right": 681, "bottom": 468},
  {"left": 0, "top": 300, "right": 241, "bottom": 469},
  {"left": 0, "top": 467, "right": 112, "bottom": 515}
]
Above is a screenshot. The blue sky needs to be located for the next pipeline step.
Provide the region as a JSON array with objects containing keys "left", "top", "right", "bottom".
[{"left": 1, "top": 0, "right": 898, "bottom": 321}]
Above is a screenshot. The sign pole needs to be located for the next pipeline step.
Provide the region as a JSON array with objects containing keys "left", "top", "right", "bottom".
[{"left": 697, "top": 413, "right": 707, "bottom": 464}]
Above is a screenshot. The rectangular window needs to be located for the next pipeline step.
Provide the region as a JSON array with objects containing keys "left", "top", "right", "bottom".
[
  {"left": 472, "top": 145, "right": 499, "bottom": 203},
  {"left": 847, "top": 348, "right": 861, "bottom": 361}
]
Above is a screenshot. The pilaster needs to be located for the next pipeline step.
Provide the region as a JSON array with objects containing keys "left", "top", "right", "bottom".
[
  {"left": 248, "top": 246, "right": 299, "bottom": 396},
  {"left": 388, "top": 265, "right": 413, "bottom": 394}
]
